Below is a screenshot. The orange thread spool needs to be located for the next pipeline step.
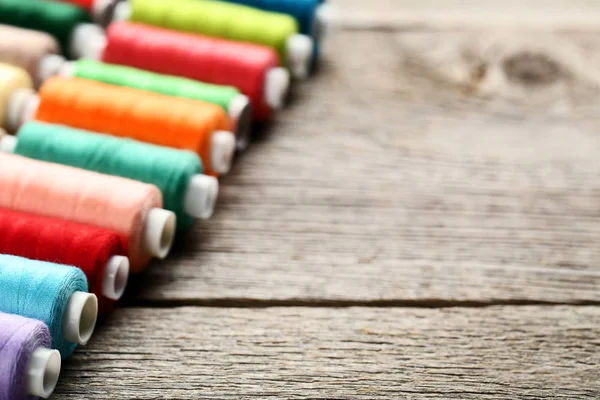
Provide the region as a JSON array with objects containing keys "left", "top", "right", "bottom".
[{"left": 34, "top": 77, "right": 233, "bottom": 175}]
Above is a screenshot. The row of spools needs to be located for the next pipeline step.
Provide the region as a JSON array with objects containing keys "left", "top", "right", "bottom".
[{"left": 0, "top": 0, "right": 331, "bottom": 399}]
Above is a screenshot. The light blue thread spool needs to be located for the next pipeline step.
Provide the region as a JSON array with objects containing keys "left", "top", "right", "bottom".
[{"left": 0, "top": 254, "right": 97, "bottom": 359}]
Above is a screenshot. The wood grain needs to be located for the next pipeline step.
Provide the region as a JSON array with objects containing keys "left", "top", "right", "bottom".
[
  {"left": 131, "top": 29, "right": 600, "bottom": 305},
  {"left": 338, "top": 0, "right": 600, "bottom": 31},
  {"left": 52, "top": 306, "right": 600, "bottom": 399}
]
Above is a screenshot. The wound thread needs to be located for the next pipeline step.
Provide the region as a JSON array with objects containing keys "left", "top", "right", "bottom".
[
  {"left": 0, "top": 207, "right": 125, "bottom": 313},
  {"left": 0, "top": 153, "right": 163, "bottom": 272},
  {"left": 0, "top": 0, "right": 90, "bottom": 55},
  {"left": 102, "top": 22, "right": 279, "bottom": 121},
  {"left": 0, "top": 312, "right": 53, "bottom": 400},
  {"left": 0, "top": 25, "right": 60, "bottom": 82},
  {"left": 65, "top": 59, "right": 251, "bottom": 145},
  {"left": 0, "top": 63, "right": 33, "bottom": 130},
  {"left": 35, "top": 76, "right": 229, "bottom": 175},
  {"left": 57, "top": 0, "right": 94, "bottom": 10},
  {"left": 15, "top": 122, "right": 203, "bottom": 228},
  {"left": 129, "top": 0, "right": 298, "bottom": 64},
  {"left": 71, "top": 59, "right": 240, "bottom": 112},
  {"left": 0, "top": 254, "right": 88, "bottom": 358},
  {"left": 220, "top": 0, "right": 321, "bottom": 36},
  {"left": 218, "top": 0, "right": 324, "bottom": 67}
]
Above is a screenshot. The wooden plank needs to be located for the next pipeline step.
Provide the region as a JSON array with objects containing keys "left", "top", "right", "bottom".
[
  {"left": 337, "top": 0, "right": 600, "bottom": 31},
  {"left": 132, "top": 29, "right": 600, "bottom": 304},
  {"left": 52, "top": 306, "right": 600, "bottom": 399}
]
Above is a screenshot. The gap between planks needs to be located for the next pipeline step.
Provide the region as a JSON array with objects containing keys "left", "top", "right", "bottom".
[{"left": 124, "top": 297, "right": 600, "bottom": 309}]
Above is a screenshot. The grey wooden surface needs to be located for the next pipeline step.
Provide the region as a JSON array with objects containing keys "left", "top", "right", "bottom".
[
  {"left": 52, "top": 1, "right": 600, "bottom": 398},
  {"left": 55, "top": 307, "right": 600, "bottom": 399}
]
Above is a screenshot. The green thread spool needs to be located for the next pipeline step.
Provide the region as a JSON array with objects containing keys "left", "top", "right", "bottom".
[
  {"left": 118, "top": 0, "right": 314, "bottom": 79},
  {"left": 11, "top": 122, "right": 219, "bottom": 227},
  {"left": 61, "top": 59, "right": 253, "bottom": 151},
  {"left": 0, "top": 0, "right": 90, "bottom": 56}
]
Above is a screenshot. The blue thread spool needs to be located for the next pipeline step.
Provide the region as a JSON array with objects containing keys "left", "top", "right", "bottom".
[{"left": 0, "top": 254, "right": 98, "bottom": 359}]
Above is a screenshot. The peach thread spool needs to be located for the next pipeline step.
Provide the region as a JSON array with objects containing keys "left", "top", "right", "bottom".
[
  {"left": 8, "top": 76, "right": 235, "bottom": 176},
  {"left": 0, "top": 24, "right": 65, "bottom": 87},
  {"left": 0, "top": 153, "right": 176, "bottom": 273}
]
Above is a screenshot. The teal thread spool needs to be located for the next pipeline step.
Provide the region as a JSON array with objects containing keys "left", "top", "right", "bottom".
[
  {"left": 0, "top": 254, "right": 97, "bottom": 359},
  {"left": 0, "top": 0, "right": 90, "bottom": 56},
  {"left": 10, "top": 122, "right": 219, "bottom": 226},
  {"left": 61, "top": 60, "right": 253, "bottom": 151}
]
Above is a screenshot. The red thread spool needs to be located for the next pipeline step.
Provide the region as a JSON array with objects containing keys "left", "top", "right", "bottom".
[
  {"left": 0, "top": 207, "right": 129, "bottom": 314},
  {"left": 57, "top": 0, "right": 93, "bottom": 10},
  {"left": 101, "top": 22, "right": 286, "bottom": 121}
]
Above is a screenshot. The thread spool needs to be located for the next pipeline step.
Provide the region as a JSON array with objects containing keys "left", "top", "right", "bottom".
[
  {"left": 97, "top": 0, "right": 313, "bottom": 79},
  {"left": 0, "top": 0, "right": 90, "bottom": 56},
  {"left": 0, "top": 254, "right": 98, "bottom": 358},
  {"left": 0, "top": 63, "right": 33, "bottom": 132},
  {"left": 3, "top": 122, "right": 219, "bottom": 224},
  {"left": 0, "top": 153, "right": 176, "bottom": 272},
  {"left": 57, "top": 0, "right": 94, "bottom": 9},
  {"left": 0, "top": 25, "right": 64, "bottom": 86},
  {"left": 217, "top": 0, "right": 333, "bottom": 63},
  {"left": 0, "top": 207, "right": 130, "bottom": 313},
  {"left": 59, "top": 59, "right": 253, "bottom": 151},
  {"left": 6, "top": 76, "right": 235, "bottom": 176},
  {"left": 70, "top": 22, "right": 289, "bottom": 121},
  {"left": 0, "top": 312, "right": 61, "bottom": 400}
]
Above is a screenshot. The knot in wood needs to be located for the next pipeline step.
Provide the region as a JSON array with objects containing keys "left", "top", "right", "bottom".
[{"left": 502, "top": 52, "right": 563, "bottom": 87}]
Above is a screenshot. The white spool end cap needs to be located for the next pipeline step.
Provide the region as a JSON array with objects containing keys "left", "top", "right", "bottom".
[
  {"left": 26, "top": 347, "right": 61, "bottom": 399},
  {"left": 0, "top": 134, "right": 17, "bottom": 153},
  {"left": 70, "top": 23, "right": 106, "bottom": 60},
  {"left": 91, "top": 0, "right": 113, "bottom": 24},
  {"left": 102, "top": 255, "right": 130, "bottom": 300},
  {"left": 314, "top": 3, "right": 335, "bottom": 43},
  {"left": 37, "top": 54, "right": 66, "bottom": 86},
  {"left": 112, "top": 1, "right": 132, "bottom": 22},
  {"left": 228, "top": 94, "right": 252, "bottom": 151},
  {"left": 62, "top": 291, "right": 98, "bottom": 345},
  {"left": 211, "top": 131, "right": 236, "bottom": 175},
  {"left": 184, "top": 174, "right": 219, "bottom": 220},
  {"left": 286, "top": 34, "right": 314, "bottom": 80},
  {"left": 58, "top": 61, "right": 76, "bottom": 78},
  {"left": 264, "top": 67, "right": 290, "bottom": 110},
  {"left": 6, "top": 89, "right": 38, "bottom": 132},
  {"left": 143, "top": 208, "right": 176, "bottom": 259}
]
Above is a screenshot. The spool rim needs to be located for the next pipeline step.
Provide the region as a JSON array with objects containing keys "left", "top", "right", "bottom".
[
  {"left": 102, "top": 255, "right": 130, "bottom": 301},
  {"left": 26, "top": 347, "right": 61, "bottom": 398},
  {"left": 228, "top": 95, "right": 253, "bottom": 152},
  {"left": 62, "top": 292, "right": 98, "bottom": 345},
  {"left": 144, "top": 208, "right": 177, "bottom": 259}
]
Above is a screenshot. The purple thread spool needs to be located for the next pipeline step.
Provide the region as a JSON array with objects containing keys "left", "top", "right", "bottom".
[{"left": 0, "top": 312, "right": 61, "bottom": 400}]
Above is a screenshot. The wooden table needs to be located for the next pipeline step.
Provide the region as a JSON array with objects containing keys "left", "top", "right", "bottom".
[{"left": 52, "top": 1, "right": 600, "bottom": 398}]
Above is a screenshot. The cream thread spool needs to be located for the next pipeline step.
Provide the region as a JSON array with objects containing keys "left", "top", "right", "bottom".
[{"left": 0, "top": 63, "right": 33, "bottom": 132}]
